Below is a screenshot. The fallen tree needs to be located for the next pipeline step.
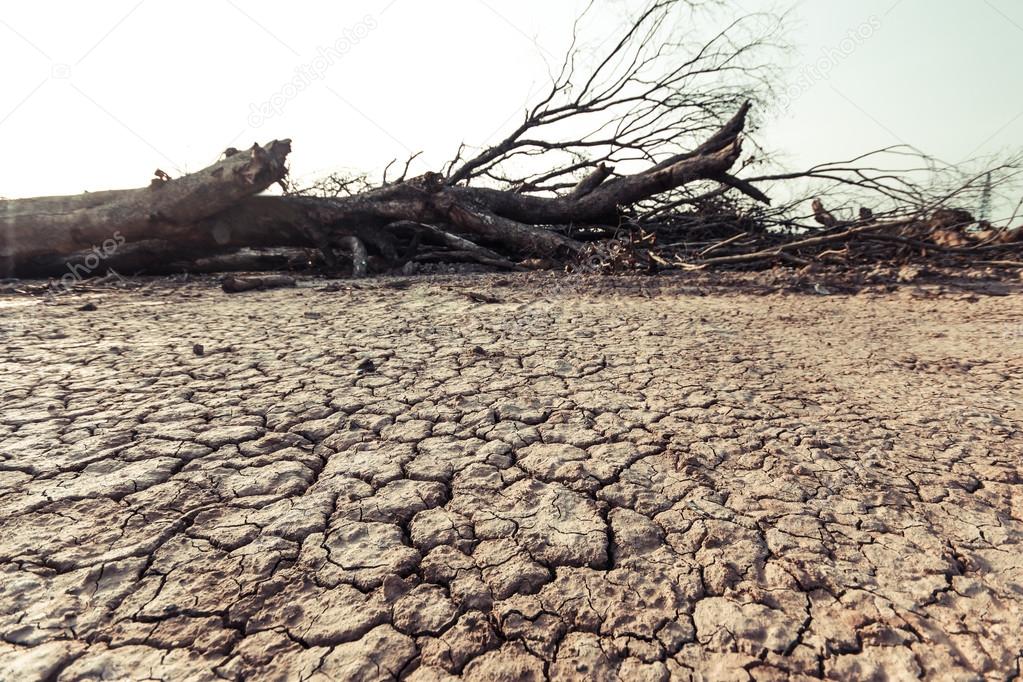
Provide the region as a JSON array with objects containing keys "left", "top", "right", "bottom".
[
  {"left": 2, "top": 0, "right": 1020, "bottom": 280},
  {"left": 1, "top": 104, "right": 759, "bottom": 278}
]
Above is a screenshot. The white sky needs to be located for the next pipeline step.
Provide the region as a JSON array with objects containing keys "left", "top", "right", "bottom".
[{"left": 2, "top": 0, "right": 1021, "bottom": 217}]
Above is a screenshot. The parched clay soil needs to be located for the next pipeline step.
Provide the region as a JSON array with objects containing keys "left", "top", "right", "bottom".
[{"left": 1, "top": 272, "right": 1021, "bottom": 681}]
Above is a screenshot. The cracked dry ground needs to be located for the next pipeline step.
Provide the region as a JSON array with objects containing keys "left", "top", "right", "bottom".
[{"left": 1, "top": 275, "right": 1022, "bottom": 682}]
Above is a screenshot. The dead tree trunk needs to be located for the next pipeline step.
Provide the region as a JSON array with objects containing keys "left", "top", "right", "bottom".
[
  {"left": 0, "top": 106, "right": 758, "bottom": 278},
  {"left": 1, "top": 141, "right": 293, "bottom": 277}
]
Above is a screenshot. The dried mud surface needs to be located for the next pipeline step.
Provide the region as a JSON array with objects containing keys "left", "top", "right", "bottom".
[{"left": 1, "top": 273, "right": 1022, "bottom": 681}]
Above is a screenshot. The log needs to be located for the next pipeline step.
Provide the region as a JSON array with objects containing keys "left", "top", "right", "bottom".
[
  {"left": 0, "top": 104, "right": 755, "bottom": 278},
  {"left": 221, "top": 274, "right": 297, "bottom": 293},
  {"left": 1, "top": 141, "right": 292, "bottom": 277}
]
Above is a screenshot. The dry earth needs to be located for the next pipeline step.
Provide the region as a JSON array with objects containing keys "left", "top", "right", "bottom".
[{"left": 1, "top": 273, "right": 1022, "bottom": 681}]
